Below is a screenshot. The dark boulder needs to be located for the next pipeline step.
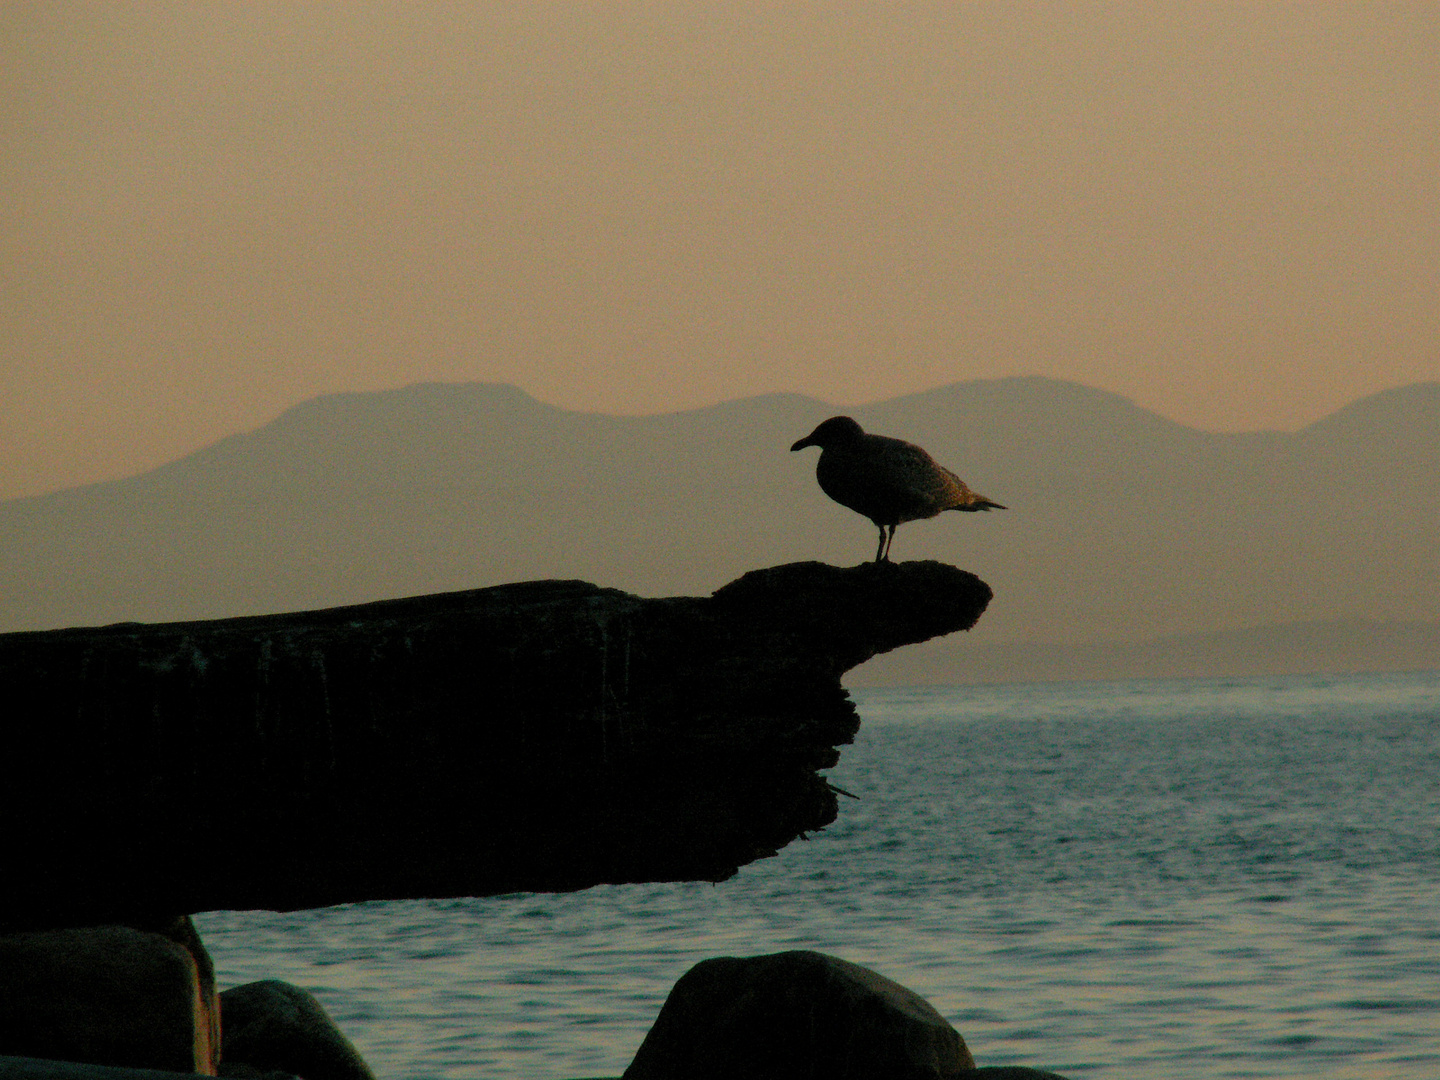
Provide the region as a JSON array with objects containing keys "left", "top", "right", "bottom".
[
  {"left": 0, "top": 1056, "right": 226, "bottom": 1080},
  {"left": 0, "top": 925, "right": 217, "bottom": 1075},
  {"left": 218, "top": 982, "right": 371, "bottom": 1080},
  {"left": 623, "top": 950, "right": 975, "bottom": 1080}
]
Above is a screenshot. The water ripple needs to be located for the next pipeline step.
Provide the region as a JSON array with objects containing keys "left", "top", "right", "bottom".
[{"left": 195, "top": 670, "right": 1440, "bottom": 1080}]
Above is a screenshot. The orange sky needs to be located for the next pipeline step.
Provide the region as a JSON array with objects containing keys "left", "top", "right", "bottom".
[{"left": 3, "top": 3, "right": 1437, "bottom": 499}]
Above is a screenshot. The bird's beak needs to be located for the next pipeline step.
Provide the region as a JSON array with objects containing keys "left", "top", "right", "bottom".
[{"left": 789, "top": 436, "right": 815, "bottom": 452}]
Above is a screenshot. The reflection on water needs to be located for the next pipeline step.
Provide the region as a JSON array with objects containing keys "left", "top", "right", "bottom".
[{"left": 197, "top": 670, "right": 1440, "bottom": 1080}]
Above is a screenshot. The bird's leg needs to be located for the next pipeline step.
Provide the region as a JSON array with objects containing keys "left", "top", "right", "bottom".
[
  {"left": 883, "top": 523, "right": 897, "bottom": 561},
  {"left": 873, "top": 525, "right": 887, "bottom": 563}
]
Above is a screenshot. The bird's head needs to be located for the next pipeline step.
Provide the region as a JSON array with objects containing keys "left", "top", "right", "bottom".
[{"left": 789, "top": 415, "right": 866, "bottom": 452}]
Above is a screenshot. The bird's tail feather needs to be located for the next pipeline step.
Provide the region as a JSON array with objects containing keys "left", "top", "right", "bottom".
[{"left": 952, "top": 497, "right": 1007, "bottom": 512}]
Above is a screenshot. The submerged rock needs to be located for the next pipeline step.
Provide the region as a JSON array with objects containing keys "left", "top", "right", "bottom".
[
  {"left": 623, "top": 949, "right": 976, "bottom": 1080},
  {"left": 218, "top": 981, "right": 372, "bottom": 1080}
]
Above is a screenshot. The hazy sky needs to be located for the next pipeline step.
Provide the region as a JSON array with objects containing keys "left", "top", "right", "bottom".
[{"left": 4, "top": 4, "right": 1437, "bottom": 499}]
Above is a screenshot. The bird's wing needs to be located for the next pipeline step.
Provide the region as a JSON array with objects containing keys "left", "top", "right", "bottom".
[
  {"left": 937, "top": 464, "right": 1005, "bottom": 511},
  {"left": 879, "top": 439, "right": 970, "bottom": 502},
  {"left": 846, "top": 436, "right": 963, "bottom": 520},
  {"left": 877, "top": 438, "right": 999, "bottom": 512}
]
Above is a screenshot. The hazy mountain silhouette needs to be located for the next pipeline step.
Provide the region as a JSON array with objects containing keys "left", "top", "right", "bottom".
[{"left": 3, "top": 377, "right": 1436, "bottom": 682}]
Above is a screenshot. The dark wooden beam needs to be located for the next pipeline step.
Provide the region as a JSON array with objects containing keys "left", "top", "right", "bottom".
[{"left": 0, "top": 561, "right": 990, "bottom": 930}]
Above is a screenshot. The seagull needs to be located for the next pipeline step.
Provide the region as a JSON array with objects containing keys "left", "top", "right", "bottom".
[{"left": 790, "top": 416, "right": 1006, "bottom": 562}]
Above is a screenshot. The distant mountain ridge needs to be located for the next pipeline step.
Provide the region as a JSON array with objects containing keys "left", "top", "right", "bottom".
[{"left": 3, "top": 377, "right": 1436, "bottom": 682}]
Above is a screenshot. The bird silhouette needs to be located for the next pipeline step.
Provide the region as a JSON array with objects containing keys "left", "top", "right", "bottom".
[{"left": 790, "top": 416, "right": 1006, "bottom": 562}]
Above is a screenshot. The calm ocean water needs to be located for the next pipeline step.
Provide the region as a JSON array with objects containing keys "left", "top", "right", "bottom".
[{"left": 195, "top": 670, "right": 1440, "bottom": 1080}]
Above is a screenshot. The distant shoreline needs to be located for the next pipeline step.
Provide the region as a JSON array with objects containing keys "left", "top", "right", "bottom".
[{"left": 847, "top": 618, "right": 1440, "bottom": 687}]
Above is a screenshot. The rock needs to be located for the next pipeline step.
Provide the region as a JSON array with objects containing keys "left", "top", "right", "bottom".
[
  {"left": 0, "top": 1055, "right": 223, "bottom": 1079},
  {"left": 218, "top": 982, "right": 373, "bottom": 1080},
  {"left": 0, "top": 560, "right": 991, "bottom": 928},
  {"left": 0, "top": 926, "right": 217, "bottom": 1075},
  {"left": 623, "top": 949, "right": 976, "bottom": 1080},
  {"left": 121, "top": 918, "right": 220, "bottom": 1071}
]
